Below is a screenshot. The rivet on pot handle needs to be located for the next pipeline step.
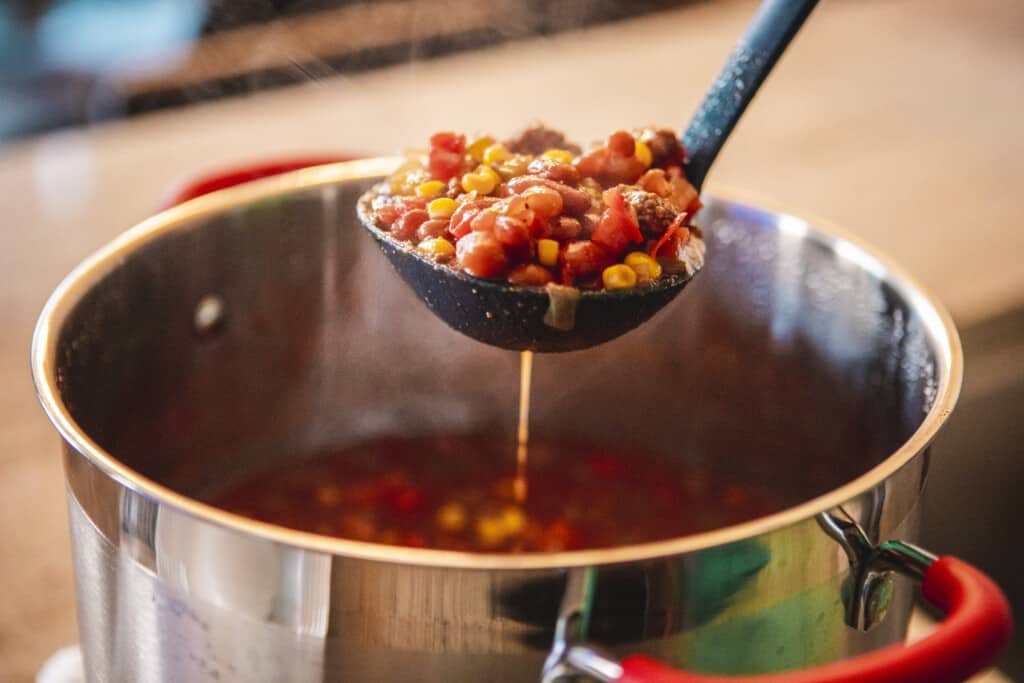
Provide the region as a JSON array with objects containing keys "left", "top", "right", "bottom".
[{"left": 562, "top": 551, "right": 1012, "bottom": 683}]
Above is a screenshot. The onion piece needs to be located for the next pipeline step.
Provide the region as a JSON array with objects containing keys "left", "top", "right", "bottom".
[{"left": 543, "top": 283, "right": 581, "bottom": 331}]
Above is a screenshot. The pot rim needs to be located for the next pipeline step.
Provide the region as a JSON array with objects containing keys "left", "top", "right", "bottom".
[{"left": 31, "top": 156, "right": 963, "bottom": 570}]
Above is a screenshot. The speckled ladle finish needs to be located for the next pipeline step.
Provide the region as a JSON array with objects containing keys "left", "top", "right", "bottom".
[{"left": 359, "top": 0, "right": 819, "bottom": 352}]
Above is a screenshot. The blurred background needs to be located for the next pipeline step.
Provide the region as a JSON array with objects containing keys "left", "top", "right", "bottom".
[{"left": 1, "top": 0, "right": 1021, "bottom": 680}]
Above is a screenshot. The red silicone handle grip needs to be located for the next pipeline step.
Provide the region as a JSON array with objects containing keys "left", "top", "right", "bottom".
[
  {"left": 159, "top": 156, "right": 357, "bottom": 209},
  {"left": 617, "top": 556, "right": 1011, "bottom": 683}
]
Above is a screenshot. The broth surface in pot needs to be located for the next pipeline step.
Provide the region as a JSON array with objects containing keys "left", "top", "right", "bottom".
[{"left": 208, "top": 434, "right": 783, "bottom": 553}]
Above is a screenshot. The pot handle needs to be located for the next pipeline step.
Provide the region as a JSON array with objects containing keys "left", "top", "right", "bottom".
[
  {"left": 610, "top": 555, "right": 1011, "bottom": 683},
  {"left": 159, "top": 156, "right": 358, "bottom": 209}
]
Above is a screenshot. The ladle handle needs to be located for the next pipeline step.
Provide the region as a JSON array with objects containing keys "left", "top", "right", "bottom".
[
  {"left": 682, "top": 0, "right": 819, "bottom": 191},
  {"left": 613, "top": 556, "right": 1012, "bottom": 683}
]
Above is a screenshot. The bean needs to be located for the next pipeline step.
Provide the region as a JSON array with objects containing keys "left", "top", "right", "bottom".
[
  {"left": 522, "top": 187, "right": 563, "bottom": 220},
  {"left": 493, "top": 216, "right": 531, "bottom": 247},
  {"left": 391, "top": 209, "right": 429, "bottom": 241},
  {"left": 416, "top": 218, "right": 449, "bottom": 240},
  {"left": 456, "top": 231, "right": 508, "bottom": 278},
  {"left": 549, "top": 216, "right": 582, "bottom": 241},
  {"left": 507, "top": 175, "right": 591, "bottom": 215},
  {"left": 507, "top": 264, "right": 555, "bottom": 286},
  {"left": 449, "top": 197, "right": 500, "bottom": 238},
  {"left": 470, "top": 210, "right": 497, "bottom": 233},
  {"left": 606, "top": 130, "right": 636, "bottom": 157}
]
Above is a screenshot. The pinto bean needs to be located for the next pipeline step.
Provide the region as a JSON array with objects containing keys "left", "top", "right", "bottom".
[
  {"left": 456, "top": 232, "right": 507, "bottom": 278},
  {"left": 507, "top": 176, "right": 592, "bottom": 215},
  {"left": 416, "top": 218, "right": 450, "bottom": 240},
  {"left": 549, "top": 216, "right": 582, "bottom": 241},
  {"left": 521, "top": 186, "right": 563, "bottom": 219}
]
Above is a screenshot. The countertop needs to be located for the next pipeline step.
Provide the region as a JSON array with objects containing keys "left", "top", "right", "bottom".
[{"left": 1, "top": 0, "right": 1021, "bottom": 679}]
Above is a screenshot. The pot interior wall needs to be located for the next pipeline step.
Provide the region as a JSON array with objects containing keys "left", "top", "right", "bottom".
[{"left": 54, "top": 177, "right": 940, "bottom": 509}]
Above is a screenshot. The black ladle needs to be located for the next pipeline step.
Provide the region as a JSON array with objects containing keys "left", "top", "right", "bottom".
[{"left": 359, "top": 0, "right": 818, "bottom": 352}]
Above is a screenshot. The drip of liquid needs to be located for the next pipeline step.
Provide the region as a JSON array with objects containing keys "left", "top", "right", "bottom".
[{"left": 513, "top": 350, "right": 533, "bottom": 503}]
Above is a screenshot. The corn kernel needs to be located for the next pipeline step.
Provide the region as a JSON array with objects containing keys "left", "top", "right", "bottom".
[
  {"left": 624, "top": 251, "right": 662, "bottom": 280},
  {"left": 537, "top": 239, "right": 560, "bottom": 267},
  {"left": 482, "top": 143, "right": 512, "bottom": 165},
  {"left": 476, "top": 515, "right": 506, "bottom": 548},
  {"left": 435, "top": 502, "right": 467, "bottom": 532},
  {"left": 501, "top": 506, "right": 526, "bottom": 536},
  {"left": 419, "top": 237, "right": 455, "bottom": 260},
  {"left": 495, "top": 154, "right": 532, "bottom": 180},
  {"left": 415, "top": 180, "right": 446, "bottom": 198},
  {"left": 602, "top": 263, "right": 638, "bottom": 289},
  {"left": 542, "top": 148, "right": 574, "bottom": 165},
  {"left": 460, "top": 172, "right": 495, "bottom": 195},
  {"left": 428, "top": 197, "right": 457, "bottom": 219},
  {"left": 467, "top": 136, "right": 495, "bottom": 162},
  {"left": 635, "top": 140, "right": 653, "bottom": 168},
  {"left": 478, "top": 164, "right": 502, "bottom": 185}
]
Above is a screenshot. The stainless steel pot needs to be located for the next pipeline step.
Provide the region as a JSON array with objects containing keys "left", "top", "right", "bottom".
[{"left": 31, "top": 158, "right": 1009, "bottom": 682}]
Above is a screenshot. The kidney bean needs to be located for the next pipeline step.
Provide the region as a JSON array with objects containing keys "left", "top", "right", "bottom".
[
  {"left": 549, "top": 216, "right": 582, "bottom": 241},
  {"left": 391, "top": 209, "right": 429, "bottom": 241},
  {"left": 456, "top": 231, "right": 508, "bottom": 278},
  {"left": 606, "top": 130, "right": 635, "bottom": 157},
  {"left": 507, "top": 176, "right": 591, "bottom": 215},
  {"left": 417, "top": 218, "right": 450, "bottom": 240},
  {"left": 493, "top": 216, "right": 531, "bottom": 247},
  {"left": 374, "top": 204, "right": 401, "bottom": 228},
  {"left": 507, "top": 263, "right": 555, "bottom": 287},
  {"left": 521, "top": 186, "right": 563, "bottom": 220},
  {"left": 450, "top": 197, "right": 500, "bottom": 238},
  {"left": 470, "top": 210, "right": 497, "bottom": 233}
]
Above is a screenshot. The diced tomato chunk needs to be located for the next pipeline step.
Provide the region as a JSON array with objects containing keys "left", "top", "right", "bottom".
[
  {"left": 591, "top": 188, "right": 642, "bottom": 253},
  {"left": 428, "top": 132, "right": 467, "bottom": 182}
]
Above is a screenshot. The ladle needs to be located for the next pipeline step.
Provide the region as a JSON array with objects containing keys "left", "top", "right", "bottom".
[{"left": 359, "top": 0, "right": 819, "bottom": 352}]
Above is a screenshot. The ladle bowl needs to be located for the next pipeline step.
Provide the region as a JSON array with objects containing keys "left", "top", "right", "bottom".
[{"left": 357, "top": 193, "right": 699, "bottom": 352}]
